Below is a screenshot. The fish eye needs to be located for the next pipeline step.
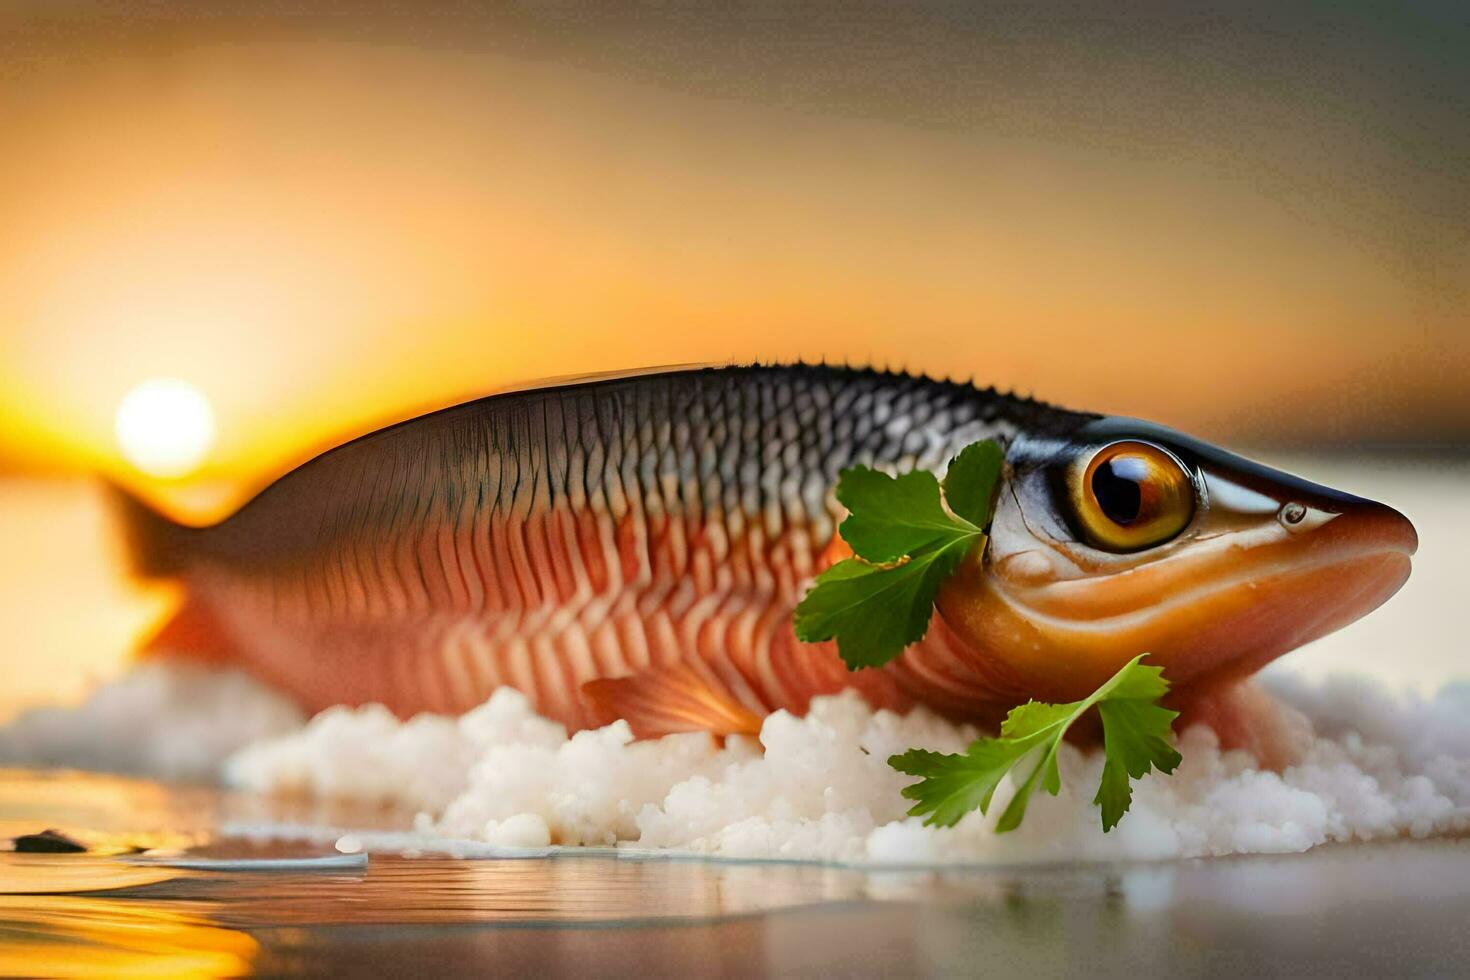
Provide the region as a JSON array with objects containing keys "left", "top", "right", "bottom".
[{"left": 1069, "top": 441, "right": 1196, "bottom": 552}]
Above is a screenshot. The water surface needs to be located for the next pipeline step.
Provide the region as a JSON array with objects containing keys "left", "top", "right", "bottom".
[{"left": 4, "top": 770, "right": 1468, "bottom": 977}]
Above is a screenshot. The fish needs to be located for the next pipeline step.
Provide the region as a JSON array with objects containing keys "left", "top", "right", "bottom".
[{"left": 109, "top": 364, "right": 1417, "bottom": 745}]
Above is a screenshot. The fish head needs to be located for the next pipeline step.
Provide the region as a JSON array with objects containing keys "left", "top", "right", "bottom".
[{"left": 934, "top": 418, "right": 1417, "bottom": 701}]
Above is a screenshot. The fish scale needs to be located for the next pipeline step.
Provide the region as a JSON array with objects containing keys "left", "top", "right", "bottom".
[{"left": 112, "top": 365, "right": 1095, "bottom": 730}]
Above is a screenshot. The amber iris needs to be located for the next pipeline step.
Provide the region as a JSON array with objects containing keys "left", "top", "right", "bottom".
[{"left": 1073, "top": 441, "right": 1196, "bottom": 552}]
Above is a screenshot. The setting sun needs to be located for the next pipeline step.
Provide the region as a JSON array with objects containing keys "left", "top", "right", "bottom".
[{"left": 114, "top": 379, "right": 216, "bottom": 479}]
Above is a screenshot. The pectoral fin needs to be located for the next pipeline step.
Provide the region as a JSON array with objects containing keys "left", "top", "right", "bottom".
[{"left": 582, "top": 664, "right": 763, "bottom": 740}]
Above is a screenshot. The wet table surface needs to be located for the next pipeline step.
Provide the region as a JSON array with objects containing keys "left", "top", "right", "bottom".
[{"left": 2, "top": 769, "right": 1468, "bottom": 977}]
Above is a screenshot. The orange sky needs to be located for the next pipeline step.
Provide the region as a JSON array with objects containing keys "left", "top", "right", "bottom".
[{"left": 0, "top": 5, "right": 1466, "bottom": 513}]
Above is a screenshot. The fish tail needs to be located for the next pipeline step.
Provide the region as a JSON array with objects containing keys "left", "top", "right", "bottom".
[{"left": 104, "top": 479, "right": 198, "bottom": 578}]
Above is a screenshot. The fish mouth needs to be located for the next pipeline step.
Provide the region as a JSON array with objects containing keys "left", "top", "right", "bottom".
[
  {"left": 1116, "top": 524, "right": 1414, "bottom": 691},
  {"left": 943, "top": 493, "right": 1417, "bottom": 701}
]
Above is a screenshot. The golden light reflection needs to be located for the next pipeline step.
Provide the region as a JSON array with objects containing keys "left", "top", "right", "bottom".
[{"left": 0, "top": 895, "right": 257, "bottom": 979}]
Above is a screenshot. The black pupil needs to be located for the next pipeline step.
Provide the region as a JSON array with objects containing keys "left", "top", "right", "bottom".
[{"left": 1092, "top": 456, "right": 1147, "bottom": 525}]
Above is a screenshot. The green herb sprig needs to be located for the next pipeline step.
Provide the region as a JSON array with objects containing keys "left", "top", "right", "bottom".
[
  {"left": 890, "top": 655, "right": 1182, "bottom": 832},
  {"left": 793, "top": 440, "right": 1181, "bottom": 833},
  {"left": 793, "top": 440, "right": 1002, "bottom": 669}
]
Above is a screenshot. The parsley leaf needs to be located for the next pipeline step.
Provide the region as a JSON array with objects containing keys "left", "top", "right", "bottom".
[
  {"left": 888, "top": 655, "right": 1182, "bottom": 833},
  {"left": 792, "top": 439, "right": 1003, "bottom": 669},
  {"left": 792, "top": 538, "right": 974, "bottom": 669},
  {"left": 836, "top": 468, "right": 972, "bottom": 564},
  {"left": 940, "top": 439, "right": 1005, "bottom": 528}
]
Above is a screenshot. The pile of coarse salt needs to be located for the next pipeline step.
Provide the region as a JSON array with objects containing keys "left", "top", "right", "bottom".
[{"left": 222, "top": 674, "right": 1470, "bottom": 865}]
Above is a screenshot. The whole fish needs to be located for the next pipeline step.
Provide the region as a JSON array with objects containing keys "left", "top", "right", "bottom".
[{"left": 111, "top": 364, "right": 1416, "bottom": 744}]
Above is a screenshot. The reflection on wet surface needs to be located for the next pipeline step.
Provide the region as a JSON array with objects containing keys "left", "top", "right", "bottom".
[
  {"left": 0, "top": 890, "right": 258, "bottom": 978},
  {"left": 3, "top": 770, "right": 1469, "bottom": 977}
]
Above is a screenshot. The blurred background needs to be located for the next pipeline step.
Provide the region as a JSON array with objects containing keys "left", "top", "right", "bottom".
[{"left": 0, "top": 1, "right": 1465, "bottom": 717}]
